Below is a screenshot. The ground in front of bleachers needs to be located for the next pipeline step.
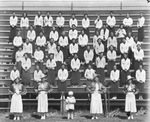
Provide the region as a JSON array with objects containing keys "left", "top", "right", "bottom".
[{"left": 0, "top": 109, "right": 148, "bottom": 122}]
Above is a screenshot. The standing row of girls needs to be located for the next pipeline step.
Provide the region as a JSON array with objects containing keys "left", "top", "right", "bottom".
[{"left": 8, "top": 74, "right": 139, "bottom": 120}]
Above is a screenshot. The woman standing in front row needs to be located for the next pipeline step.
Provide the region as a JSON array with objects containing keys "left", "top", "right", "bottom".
[
  {"left": 8, "top": 77, "right": 27, "bottom": 120},
  {"left": 35, "top": 75, "right": 53, "bottom": 120},
  {"left": 87, "top": 75, "right": 106, "bottom": 120},
  {"left": 124, "top": 75, "right": 139, "bottom": 120}
]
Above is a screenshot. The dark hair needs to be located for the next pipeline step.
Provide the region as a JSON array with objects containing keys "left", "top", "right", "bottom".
[
  {"left": 110, "top": 11, "right": 114, "bottom": 14},
  {"left": 22, "top": 12, "right": 27, "bottom": 17}
]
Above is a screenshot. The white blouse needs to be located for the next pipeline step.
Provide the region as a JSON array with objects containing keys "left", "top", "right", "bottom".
[{"left": 20, "top": 17, "right": 29, "bottom": 28}]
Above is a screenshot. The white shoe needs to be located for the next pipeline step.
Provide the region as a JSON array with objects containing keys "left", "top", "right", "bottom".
[
  {"left": 17, "top": 117, "right": 20, "bottom": 120},
  {"left": 13, "top": 117, "right": 16, "bottom": 120},
  {"left": 95, "top": 117, "right": 98, "bottom": 119},
  {"left": 128, "top": 116, "right": 131, "bottom": 120},
  {"left": 91, "top": 117, "right": 95, "bottom": 120},
  {"left": 41, "top": 116, "right": 45, "bottom": 120},
  {"left": 131, "top": 115, "right": 134, "bottom": 119}
]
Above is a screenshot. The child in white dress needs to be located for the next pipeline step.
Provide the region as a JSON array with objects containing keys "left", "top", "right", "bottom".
[{"left": 66, "top": 91, "right": 76, "bottom": 119}]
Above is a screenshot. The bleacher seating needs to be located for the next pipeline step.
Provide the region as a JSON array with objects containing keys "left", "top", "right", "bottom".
[{"left": 0, "top": 1, "right": 150, "bottom": 111}]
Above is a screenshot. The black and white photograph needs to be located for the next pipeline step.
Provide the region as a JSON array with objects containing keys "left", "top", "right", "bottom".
[{"left": 0, "top": 0, "right": 149, "bottom": 121}]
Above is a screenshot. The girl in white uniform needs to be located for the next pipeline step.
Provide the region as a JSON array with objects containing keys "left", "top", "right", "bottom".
[
  {"left": 124, "top": 75, "right": 139, "bottom": 120},
  {"left": 8, "top": 77, "right": 27, "bottom": 120},
  {"left": 87, "top": 75, "right": 106, "bottom": 120}
]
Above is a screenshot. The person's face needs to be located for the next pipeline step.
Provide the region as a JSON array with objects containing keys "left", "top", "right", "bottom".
[
  {"left": 123, "top": 38, "right": 126, "bottom": 43},
  {"left": 37, "top": 47, "right": 40, "bottom": 51},
  {"left": 59, "top": 12, "right": 62, "bottom": 16},
  {"left": 95, "top": 77, "right": 99, "bottom": 82},
  {"left": 114, "top": 65, "right": 117, "bottom": 70},
  {"left": 57, "top": 46, "right": 60, "bottom": 51},
  {"left": 72, "top": 14, "right": 75, "bottom": 18},
  {"left": 36, "top": 65, "right": 39, "bottom": 70},
  {"left": 100, "top": 53, "right": 103, "bottom": 57},
  {"left": 88, "top": 65, "right": 91, "bottom": 69},
  {"left": 40, "top": 32, "right": 43, "bottom": 36},
  {"left": 140, "top": 13, "right": 143, "bottom": 17},
  {"left": 137, "top": 45, "right": 140, "bottom": 50},
  {"left": 87, "top": 46, "right": 90, "bottom": 50},
  {"left": 30, "top": 26, "right": 33, "bottom": 30},
  {"left": 103, "top": 24, "right": 106, "bottom": 28},
  {"left": 14, "top": 66, "right": 17, "bottom": 70},
  {"left": 25, "top": 54, "right": 28, "bottom": 58},
  {"left": 13, "top": 12, "right": 15, "bottom": 16},
  {"left": 135, "top": 37, "right": 138, "bottom": 42},
  {"left": 53, "top": 27, "right": 55, "bottom": 31},
  {"left": 62, "top": 65, "right": 65, "bottom": 69},
  {"left": 110, "top": 46, "right": 113, "bottom": 50},
  {"left": 128, "top": 32, "right": 131, "bottom": 37},
  {"left": 72, "top": 39, "right": 75, "bottom": 43},
  {"left": 128, "top": 80, "right": 132, "bottom": 84},
  {"left": 38, "top": 11, "right": 41, "bottom": 16},
  {"left": 15, "top": 78, "right": 19, "bottom": 84},
  {"left": 98, "top": 39, "right": 101, "bottom": 44},
  {"left": 110, "top": 12, "right": 113, "bottom": 16},
  {"left": 124, "top": 54, "right": 127, "bottom": 58},
  {"left": 139, "top": 65, "right": 142, "bottom": 70},
  {"left": 23, "top": 13, "right": 26, "bottom": 17},
  {"left": 62, "top": 31, "right": 65, "bottom": 36},
  {"left": 84, "top": 14, "right": 87, "bottom": 18},
  {"left": 17, "top": 32, "right": 20, "bottom": 36},
  {"left": 26, "top": 39, "right": 29, "bottom": 43},
  {"left": 126, "top": 14, "right": 129, "bottom": 18},
  {"left": 96, "top": 31, "right": 99, "bottom": 35},
  {"left": 47, "top": 12, "right": 50, "bottom": 16},
  {"left": 50, "top": 55, "right": 53, "bottom": 59},
  {"left": 110, "top": 32, "right": 114, "bottom": 36},
  {"left": 50, "top": 38, "right": 54, "bottom": 43},
  {"left": 72, "top": 25, "right": 75, "bottom": 29},
  {"left": 74, "top": 54, "right": 77, "bottom": 59},
  {"left": 120, "top": 24, "right": 123, "bottom": 28},
  {"left": 19, "top": 47, "right": 22, "bottom": 51},
  {"left": 81, "top": 30, "right": 84, "bottom": 35}
]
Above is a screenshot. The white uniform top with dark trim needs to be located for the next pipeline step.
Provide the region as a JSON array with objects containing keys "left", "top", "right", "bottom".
[
  {"left": 71, "top": 58, "right": 80, "bottom": 70},
  {"left": 27, "top": 30, "right": 36, "bottom": 41},
  {"left": 84, "top": 68, "right": 95, "bottom": 80},
  {"left": 94, "top": 18, "right": 103, "bottom": 29},
  {"left": 110, "top": 70, "right": 120, "bottom": 81},
  {"left": 49, "top": 31, "right": 59, "bottom": 42},
  {"left": 82, "top": 18, "right": 90, "bottom": 28},
  {"left": 69, "top": 18, "right": 78, "bottom": 28},
  {"left": 20, "top": 17, "right": 29, "bottom": 28},
  {"left": 58, "top": 69, "right": 68, "bottom": 81},
  {"left": 84, "top": 50, "right": 94, "bottom": 64},
  {"left": 136, "top": 69, "right": 146, "bottom": 83},
  {"left": 10, "top": 16, "right": 18, "bottom": 26},
  {"left": 95, "top": 56, "right": 106, "bottom": 68},
  {"left": 56, "top": 16, "right": 65, "bottom": 27},
  {"left": 10, "top": 70, "right": 20, "bottom": 81},
  {"left": 69, "top": 29, "right": 78, "bottom": 40},
  {"left": 59, "top": 36, "right": 68, "bottom": 47},
  {"left": 23, "top": 43, "right": 33, "bottom": 54},
  {"left": 121, "top": 58, "right": 130, "bottom": 71},
  {"left": 137, "top": 16, "right": 145, "bottom": 27},
  {"left": 34, "top": 50, "right": 44, "bottom": 62},
  {"left": 123, "top": 17, "right": 133, "bottom": 27},
  {"left": 106, "top": 16, "right": 116, "bottom": 27},
  {"left": 44, "top": 16, "right": 53, "bottom": 26},
  {"left": 13, "top": 36, "right": 23, "bottom": 47},
  {"left": 69, "top": 43, "right": 79, "bottom": 54},
  {"left": 34, "top": 15, "right": 43, "bottom": 26}
]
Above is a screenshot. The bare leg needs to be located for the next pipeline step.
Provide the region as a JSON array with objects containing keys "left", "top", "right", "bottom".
[
  {"left": 67, "top": 112, "right": 70, "bottom": 119},
  {"left": 71, "top": 112, "right": 74, "bottom": 119}
]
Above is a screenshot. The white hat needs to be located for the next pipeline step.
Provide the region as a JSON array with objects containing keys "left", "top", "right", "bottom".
[
  {"left": 127, "top": 75, "right": 133, "bottom": 81},
  {"left": 68, "top": 91, "right": 73, "bottom": 96},
  {"left": 137, "top": 41, "right": 142, "bottom": 45}
]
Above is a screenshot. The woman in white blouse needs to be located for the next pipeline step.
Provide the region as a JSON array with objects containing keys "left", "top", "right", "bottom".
[
  {"left": 9, "top": 12, "right": 18, "bottom": 43},
  {"left": 34, "top": 46, "right": 44, "bottom": 71},
  {"left": 56, "top": 12, "right": 65, "bottom": 36},
  {"left": 44, "top": 11, "right": 53, "bottom": 40},
  {"left": 21, "top": 53, "right": 31, "bottom": 86},
  {"left": 107, "top": 45, "right": 116, "bottom": 76},
  {"left": 46, "top": 54, "right": 56, "bottom": 86},
  {"left": 34, "top": 11, "right": 43, "bottom": 37},
  {"left": 137, "top": 12, "right": 145, "bottom": 41},
  {"left": 82, "top": 14, "right": 90, "bottom": 39},
  {"left": 78, "top": 30, "right": 88, "bottom": 63},
  {"left": 123, "top": 13, "right": 133, "bottom": 35},
  {"left": 12, "top": 31, "right": 23, "bottom": 63},
  {"left": 94, "top": 14, "right": 103, "bottom": 32},
  {"left": 15, "top": 46, "right": 24, "bottom": 73},
  {"left": 20, "top": 12, "right": 29, "bottom": 42},
  {"left": 27, "top": 25, "right": 36, "bottom": 53}
]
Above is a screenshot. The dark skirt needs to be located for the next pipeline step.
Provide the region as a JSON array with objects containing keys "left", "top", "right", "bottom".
[
  {"left": 108, "top": 26, "right": 115, "bottom": 36},
  {"left": 96, "top": 68, "right": 105, "bottom": 85},
  {"left": 31, "top": 41, "right": 35, "bottom": 54},
  {"left": 58, "top": 80, "right": 67, "bottom": 92},
  {"left": 44, "top": 26, "right": 51, "bottom": 41},
  {"left": 107, "top": 60, "right": 115, "bottom": 76},
  {"left": 124, "top": 27, "right": 132, "bottom": 35},
  {"left": 78, "top": 46, "right": 86, "bottom": 62},
  {"left": 117, "top": 38, "right": 124, "bottom": 55},
  {"left": 35, "top": 62, "right": 44, "bottom": 72},
  {"left": 138, "top": 27, "right": 144, "bottom": 41},
  {"left": 9, "top": 26, "right": 17, "bottom": 42},
  {"left": 12, "top": 46, "right": 19, "bottom": 63},
  {"left": 83, "top": 28, "right": 89, "bottom": 39},
  {"left": 60, "top": 46, "right": 68, "bottom": 61},
  {"left": 56, "top": 61, "right": 62, "bottom": 74},
  {"left": 71, "top": 70, "right": 80, "bottom": 85},
  {"left": 21, "top": 69, "right": 31, "bottom": 86},
  {"left": 47, "top": 69, "right": 55, "bottom": 85},
  {"left": 35, "top": 25, "right": 42, "bottom": 37},
  {"left": 136, "top": 82, "right": 144, "bottom": 94},
  {"left": 20, "top": 27, "right": 28, "bottom": 41},
  {"left": 120, "top": 70, "right": 130, "bottom": 87},
  {"left": 134, "top": 60, "right": 143, "bottom": 72},
  {"left": 57, "top": 27, "right": 63, "bottom": 37},
  {"left": 110, "top": 81, "right": 119, "bottom": 92},
  {"left": 102, "top": 40, "right": 107, "bottom": 53},
  {"left": 16, "top": 61, "right": 22, "bottom": 74}
]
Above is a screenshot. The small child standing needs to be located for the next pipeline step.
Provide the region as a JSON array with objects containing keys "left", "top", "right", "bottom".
[{"left": 66, "top": 91, "right": 76, "bottom": 119}]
